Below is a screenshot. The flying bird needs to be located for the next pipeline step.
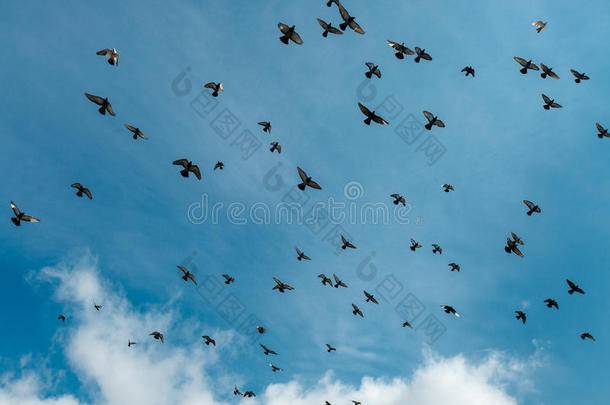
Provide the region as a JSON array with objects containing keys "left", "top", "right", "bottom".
[
  {"left": 505, "top": 232, "right": 524, "bottom": 258},
  {"left": 177, "top": 266, "right": 197, "bottom": 285},
  {"left": 402, "top": 321, "right": 413, "bottom": 328},
  {"left": 337, "top": 3, "right": 365, "bottom": 34},
  {"left": 270, "top": 142, "right": 282, "bottom": 154},
  {"left": 94, "top": 304, "right": 102, "bottom": 311},
  {"left": 544, "top": 298, "right": 559, "bottom": 309},
  {"left": 57, "top": 315, "right": 66, "bottom": 322},
  {"left": 410, "top": 238, "right": 422, "bottom": 251},
  {"left": 260, "top": 343, "right": 278, "bottom": 355},
  {"left": 352, "top": 401, "right": 362, "bottom": 405},
  {"left": 358, "top": 102, "right": 388, "bottom": 125},
  {"left": 532, "top": 20, "right": 547, "bottom": 33},
  {"left": 258, "top": 121, "right": 272, "bottom": 133},
  {"left": 580, "top": 333, "right": 595, "bottom": 341},
  {"left": 364, "top": 62, "right": 381, "bottom": 79},
  {"left": 351, "top": 303, "right": 364, "bottom": 317},
  {"left": 387, "top": 40, "right": 414, "bottom": 59},
  {"left": 363, "top": 290, "right": 379, "bottom": 304},
  {"left": 204, "top": 82, "right": 223, "bottom": 97},
  {"left": 441, "top": 184, "right": 454, "bottom": 192},
  {"left": 326, "top": 0, "right": 339, "bottom": 6},
  {"left": 515, "top": 311, "right": 527, "bottom": 324},
  {"left": 214, "top": 161, "right": 224, "bottom": 170},
  {"left": 566, "top": 279, "right": 584, "bottom": 295},
  {"left": 233, "top": 386, "right": 243, "bottom": 396},
  {"left": 96, "top": 48, "right": 119, "bottom": 65},
  {"left": 222, "top": 274, "right": 235, "bottom": 284},
  {"left": 317, "top": 18, "right": 342, "bottom": 37},
  {"left": 150, "top": 331, "right": 164, "bottom": 343},
  {"left": 523, "top": 200, "right": 541, "bottom": 216},
  {"left": 124, "top": 124, "right": 147, "bottom": 140},
  {"left": 71, "top": 183, "right": 92, "bottom": 200},
  {"left": 448, "top": 263, "right": 460, "bottom": 272},
  {"left": 128, "top": 340, "right": 136, "bottom": 347},
  {"left": 297, "top": 167, "right": 322, "bottom": 190},
  {"left": 440, "top": 305, "right": 460, "bottom": 317},
  {"left": 333, "top": 274, "right": 348, "bottom": 288},
  {"left": 278, "top": 23, "right": 303, "bottom": 44},
  {"left": 340, "top": 235, "right": 356, "bottom": 249},
  {"left": 414, "top": 47, "right": 432, "bottom": 63},
  {"left": 269, "top": 363, "right": 282, "bottom": 372},
  {"left": 256, "top": 326, "right": 266, "bottom": 334},
  {"left": 432, "top": 244, "right": 442, "bottom": 254},
  {"left": 326, "top": 344, "right": 336, "bottom": 352},
  {"left": 243, "top": 391, "right": 256, "bottom": 398},
  {"left": 539, "top": 63, "right": 559, "bottom": 79},
  {"left": 296, "top": 248, "right": 311, "bottom": 261},
  {"left": 461, "top": 66, "right": 475, "bottom": 77},
  {"left": 423, "top": 111, "right": 445, "bottom": 130},
  {"left": 595, "top": 123, "right": 609, "bottom": 139},
  {"left": 10, "top": 202, "right": 40, "bottom": 226},
  {"left": 570, "top": 69, "right": 589, "bottom": 83},
  {"left": 173, "top": 159, "right": 201, "bottom": 180},
  {"left": 318, "top": 274, "right": 333, "bottom": 286},
  {"left": 202, "top": 335, "right": 216, "bottom": 346},
  {"left": 272, "top": 277, "right": 294, "bottom": 293},
  {"left": 85, "top": 93, "right": 115, "bottom": 115},
  {"left": 542, "top": 94, "right": 562, "bottom": 110},
  {"left": 513, "top": 57, "right": 539, "bottom": 74},
  {"left": 390, "top": 193, "right": 406, "bottom": 206}
]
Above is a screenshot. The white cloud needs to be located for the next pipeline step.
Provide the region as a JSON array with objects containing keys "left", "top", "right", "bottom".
[{"left": 2, "top": 254, "right": 541, "bottom": 405}]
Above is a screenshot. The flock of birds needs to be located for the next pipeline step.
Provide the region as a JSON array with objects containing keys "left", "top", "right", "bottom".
[{"left": 9, "top": 2, "right": 602, "bottom": 403}]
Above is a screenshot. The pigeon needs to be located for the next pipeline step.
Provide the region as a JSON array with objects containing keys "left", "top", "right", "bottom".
[
  {"left": 523, "top": 200, "right": 541, "bottom": 216},
  {"left": 505, "top": 232, "right": 524, "bottom": 258},
  {"left": 150, "top": 331, "right": 164, "bottom": 343},
  {"left": 278, "top": 23, "right": 303, "bottom": 44},
  {"left": 542, "top": 94, "right": 562, "bottom": 110},
  {"left": 387, "top": 40, "right": 414, "bottom": 59},
  {"left": 233, "top": 386, "right": 243, "bottom": 396},
  {"left": 448, "top": 263, "right": 460, "bottom": 272},
  {"left": 364, "top": 62, "right": 381, "bottom": 79},
  {"left": 410, "top": 238, "right": 422, "bottom": 251},
  {"left": 544, "top": 298, "right": 559, "bottom": 309},
  {"left": 341, "top": 235, "right": 356, "bottom": 250},
  {"left": 333, "top": 274, "right": 348, "bottom": 288},
  {"left": 515, "top": 311, "right": 527, "bottom": 324},
  {"left": 214, "top": 161, "right": 224, "bottom": 170},
  {"left": 177, "top": 265, "right": 197, "bottom": 285},
  {"left": 539, "top": 63, "right": 559, "bottom": 79},
  {"left": 258, "top": 121, "right": 272, "bottom": 133},
  {"left": 317, "top": 18, "right": 342, "bottom": 37},
  {"left": 272, "top": 277, "right": 294, "bottom": 293},
  {"left": 595, "top": 123, "right": 609, "bottom": 139},
  {"left": 441, "top": 184, "right": 454, "bottom": 192},
  {"left": 173, "top": 159, "right": 201, "bottom": 180},
  {"left": 296, "top": 248, "right": 311, "bottom": 261},
  {"left": 270, "top": 142, "right": 282, "bottom": 154},
  {"left": 337, "top": 3, "right": 365, "bottom": 34},
  {"left": 85, "top": 93, "right": 115, "bottom": 115},
  {"left": 256, "top": 326, "right": 266, "bottom": 334},
  {"left": 570, "top": 69, "right": 589, "bottom": 83},
  {"left": 514, "top": 57, "right": 539, "bottom": 74},
  {"left": 423, "top": 111, "right": 445, "bottom": 130},
  {"left": 260, "top": 344, "right": 277, "bottom": 355},
  {"left": 222, "top": 274, "right": 235, "bottom": 284},
  {"left": 243, "top": 391, "right": 256, "bottom": 398},
  {"left": 414, "top": 47, "right": 432, "bottom": 63},
  {"left": 94, "top": 304, "right": 102, "bottom": 311},
  {"left": 402, "top": 321, "right": 413, "bottom": 328},
  {"left": 57, "top": 315, "right": 66, "bottom": 322},
  {"left": 96, "top": 48, "right": 119, "bottom": 65},
  {"left": 297, "top": 167, "right": 322, "bottom": 190},
  {"left": 71, "top": 183, "right": 92, "bottom": 200},
  {"left": 124, "top": 124, "right": 147, "bottom": 140},
  {"left": 390, "top": 194, "right": 406, "bottom": 206},
  {"left": 352, "top": 303, "right": 364, "bottom": 317},
  {"left": 202, "top": 335, "right": 216, "bottom": 346},
  {"left": 326, "top": 344, "right": 336, "bottom": 352},
  {"left": 363, "top": 290, "right": 379, "bottom": 304},
  {"left": 532, "top": 20, "right": 547, "bottom": 33},
  {"left": 580, "top": 333, "right": 595, "bottom": 341},
  {"left": 566, "top": 279, "right": 584, "bottom": 295},
  {"left": 269, "top": 363, "right": 282, "bottom": 372},
  {"left": 461, "top": 66, "right": 475, "bottom": 77},
  {"left": 318, "top": 274, "right": 333, "bottom": 287},
  {"left": 128, "top": 340, "right": 136, "bottom": 347},
  {"left": 204, "top": 82, "right": 223, "bottom": 97},
  {"left": 10, "top": 202, "right": 40, "bottom": 226},
  {"left": 358, "top": 102, "right": 388, "bottom": 125},
  {"left": 432, "top": 244, "right": 442, "bottom": 254},
  {"left": 440, "top": 305, "right": 460, "bottom": 317}
]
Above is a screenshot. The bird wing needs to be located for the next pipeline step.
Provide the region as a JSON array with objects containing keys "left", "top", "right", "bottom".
[
  {"left": 410, "top": 238, "right": 416, "bottom": 245},
  {"left": 328, "top": 26, "right": 342, "bottom": 34},
  {"left": 124, "top": 124, "right": 137, "bottom": 132},
  {"left": 21, "top": 215, "right": 39, "bottom": 222},
  {"left": 258, "top": 121, "right": 269, "bottom": 127},
  {"left": 295, "top": 247, "right": 302, "bottom": 256},
  {"left": 317, "top": 18, "right": 329, "bottom": 29},
  {"left": 341, "top": 235, "right": 347, "bottom": 244},
  {"left": 513, "top": 56, "right": 527, "bottom": 67},
  {"left": 421, "top": 52, "right": 432, "bottom": 61},
  {"left": 350, "top": 20, "right": 365, "bottom": 34},
  {"left": 177, "top": 266, "right": 188, "bottom": 275},
  {"left": 337, "top": 3, "right": 351, "bottom": 21},
  {"left": 204, "top": 82, "right": 217, "bottom": 90},
  {"left": 291, "top": 31, "right": 304, "bottom": 44},
  {"left": 542, "top": 94, "right": 551, "bottom": 104},
  {"left": 532, "top": 21, "right": 544, "bottom": 27},
  {"left": 273, "top": 277, "right": 282, "bottom": 286},
  {"left": 523, "top": 200, "right": 534, "bottom": 209},
  {"left": 308, "top": 180, "right": 322, "bottom": 190},
  {"left": 387, "top": 40, "right": 399, "bottom": 50},
  {"left": 106, "top": 102, "right": 115, "bottom": 116},
  {"left": 85, "top": 93, "right": 104, "bottom": 105},
  {"left": 191, "top": 165, "right": 202, "bottom": 180},
  {"left": 173, "top": 159, "right": 188, "bottom": 167},
  {"left": 365, "top": 62, "right": 375, "bottom": 70},
  {"left": 297, "top": 166, "right": 308, "bottom": 182},
  {"left": 302, "top": 253, "right": 311, "bottom": 260},
  {"left": 566, "top": 279, "right": 576, "bottom": 289},
  {"left": 333, "top": 274, "right": 341, "bottom": 284},
  {"left": 283, "top": 284, "right": 294, "bottom": 290},
  {"left": 596, "top": 123, "right": 605, "bottom": 132},
  {"left": 434, "top": 120, "right": 445, "bottom": 127},
  {"left": 278, "top": 23, "right": 290, "bottom": 34},
  {"left": 415, "top": 46, "right": 422, "bottom": 54},
  {"left": 529, "top": 63, "right": 539, "bottom": 71},
  {"left": 512, "top": 246, "right": 524, "bottom": 257},
  {"left": 346, "top": 241, "right": 356, "bottom": 248},
  {"left": 276, "top": 144, "right": 282, "bottom": 153},
  {"left": 188, "top": 273, "right": 197, "bottom": 285},
  {"left": 422, "top": 110, "right": 434, "bottom": 122},
  {"left": 358, "top": 102, "right": 371, "bottom": 116},
  {"left": 370, "top": 296, "right": 379, "bottom": 304},
  {"left": 570, "top": 69, "right": 579, "bottom": 77},
  {"left": 96, "top": 48, "right": 111, "bottom": 56},
  {"left": 372, "top": 114, "right": 388, "bottom": 125},
  {"left": 83, "top": 188, "right": 93, "bottom": 200},
  {"left": 551, "top": 102, "right": 562, "bottom": 108}
]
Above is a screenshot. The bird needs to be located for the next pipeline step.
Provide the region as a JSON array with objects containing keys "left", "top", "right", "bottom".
[
  {"left": 318, "top": 274, "right": 333, "bottom": 287},
  {"left": 358, "top": 102, "right": 388, "bottom": 125},
  {"left": 325, "top": 343, "right": 336, "bottom": 352},
  {"left": 256, "top": 326, "right": 266, "bottom": 334},
  {"left": 326, "top": 0, "right": 339, "bottom": 6},
  {"left": 352, "top": 303, "right": 364, "bottom": 317},
  {"left": 513, "top": 57, "right": 539, "bottom": 74},
  {"left": 570, "top": 69, "right": 589, "bottom": 83},
  {"left": 10, "top": 202, "right": 40, "bottom": 226},
  {"left": 595, "top": 123, "right": 609, "bottom": 139},
  {"left": 85, "top": 93, "right": 115, "bottom": 116},
  {"left": 333, "top": 274, "right": 348, "bottom": 288},
  {"left": 204, "top": 82, "right": 223, "bottom": 97},
  {"left": 364, "top": 62, "right": 381, "bottom": 79},
  {"left": 515, "top": 311, "right": 527, "bottom": 324},
  {"left": 57, "top": 315, "right": 66, "bottom": 322},
  {"left": 341, "top": 235, "right": 356, "bottom": 250},
  {"left": 542, "top": 94, "right": 562, "bottom": 110},
  {"left": 258, "top": 121, "right": 272, "bottom": 133},
  {"left": 71, "top": 183, "right": 92, "bottom": 199},
  {"left": 150, "top": 331, "right": 164, "bottom": 343},
  {"left": 269, "top": 363, "right": 282, "bottom": 372},
  {"left": 214, "top": 161, "right": 224, "bottom": 170},
  {"left": 295, "top": 247, "right": 311, "bottom": 261},
  {"left": 363, "top": 290, "right": 379, "bottom": 304},
  {"left": 260, "top": 344, "right": 278, "bottom": 355},
  {"left": 505, "top": 232, "right": 524, "bottom": 258},
  {"left": 202, "top": 335, "right": 216, "bottom": 346},
  {"left": 539, "top": 63, "right": 559, "bottom": 79},
  {"left": 410, "top": 238, "right": 422, "bottom": 251},
  {"left": 352, "top": 401, "right": 362, "bottom": 405},
  {"left": 441, "top": 305, "right": 460, "bottom": 317},
  {"left": 297, "top": 167, "right": 322, "bottom": 190},
  {"left": 387, "top": 40, "right": 414, "bottom": 59},
  {"left": 532, "top": 21, "right": 547, "bottom": 33},
  {"left": 233, "top": 386, "right": 243, "bottom": 396},
  {"left": 441, "top": 184, "right": 454, "bottom": 192},
  {"left": 177, "top": 266, "right": 197, "bottom": 285},
  {"left": 96, "top": 48, "right": 119, "bottom": 65},
  {"left": 272, "top": 277, "right": 294, "bottom": 293},
  {"left": 580, "top": 333, "right": 595, "bottom": 341},
  {"left": 124, "top": 124, "right": 147, "bottom": 140},
  {"left": 448, "top": 263, "right": 460, "bottom": 272},
  {"left": 432, "top": 244, "right": 442, "bottom": 254},
  {"left": 222, "top": 274, "right": 235, "bottom": 285},
  {"left": 94, "top": 304, "right": 102, "bottom": 311},
  {"left": 544, "top": 298, "right": 559, "bottom": 309},
  {"left": 402, "top": 321, "right": 413, "bottom": 328},
  {"left": 414, "top": 47, "right": 432, "bottom": 63},
  {"left": 390, "top": 194, "right": 406, "bottom": 206},
  {"left": 337, "top": 3, "right": 364, "bottom": 34},
  {"left": 461, "top": 66, "right": 475, "bottom": 77},
  {"left": 128, "top": 340, "right": 136, "bottom": 347},
  {"left": 523, "top": 200, "right": 541, "bottom": 216},
  {"left": 317, "top": 18, "right": 342, "bottom": 37},
  {"left": 423, "top": 111, "right": 445, "bottom": 130},
  {"left": 566, "top": 279, "right": 584, "bottom": 295},
  {"left": 278, "top": 23, "right": 303, "bottom": 45},
  {"left": 243, "top": 391, "right": 256, "bottom": 398},
  {"left": 269, "top": 142, "right": 282, "bottom": 154},
  {"left": 173, "top": 159, "right": 201, "bottom": 180}
]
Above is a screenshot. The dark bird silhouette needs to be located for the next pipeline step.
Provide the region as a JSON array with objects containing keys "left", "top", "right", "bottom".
[
  {"left": 515, "top": 311, "right": 527, "bottom": 324},
  {"left": 580, "top": 333, "right": 595, "bottom": 341},
  {"left": 71, "top": 183, "right": 92, "bottom": 200},
  {"left": 333, "top": 274, "right": 348, "bottom": 288},
  {"left": 358, "top": 103, "right": 388, "bottom": 125},
  {"left": 402, "top": 321, "right": 413, "bottom": 328},
  {"left": 214, "top": 161, "right": 224, "bottom": 170},
  {"left": 96, "top": 48, "right": 119, "bottom": 65},
  {"left": 505, "top": 232, "right": 524, "bottom": 258},
  {"left": 423, "top": 110, "right": 445, "bottom": 130},
  {"left": 441, "top": 184, "right": 454, "bottom": 192},
  {"left": 58, "top": 315, "right": 66, "bottom": 322},
  {"left": 222, "top": 274, "right": 235, "bottom": 285},
  {"left": 326, "top": 0, "right": 339, "bottom": 6},
  {"left": 128, "top": 340, "right": 136, "bottom": 347},
  {"left": 278, "top": 23, "right": 303, "bottom": 44},
  {"left": 326, "top": 343, "right": 336, "bottom": 352},
  {"left": 410, "top": 238, "right": 422, "bottom": 251},
  {"left": 258, "top": 121, "right": 272, "bottom": 133},
  {"left": 432, "top": 244, "right": 442, "bottom": 254},
  {"left": 204, "top": 82, "right": 223, "bottom": 97},
  {"left": 124, "top": 124, "right": 147, "bottom": 140},
  {"left": 523, "top": 200, "right": 541, "bottom": 216},
  {"left": 352, "top": 401, "right": 362, "bottom": 405},
  {"left": 272, "top": 277, "right": 294, "bottom": 293},
  {"left": 544, "top": 298, "right": 559, "bottom": 309},
  {"left": 94, "top": 304, "right": 102, "bottom": 311},
  {"left": 441, "top": 305, "right": 460, "bottom": 317},
  {"left": 269, "top": 363, "right": 282, "bottom": 372},
  {"left": 364, "top": 62, "right": 381, "bottom": 79},
  {"left": 150, "top": 331, "right": 164, "bottom": 343},
  {"left": 337, "top": 3, "right": 365, "bottom": 34},
  {"left": 542, "top": 94, "right": 562, "bottom": 110},
  {"left": 539, "top": 63, "right": 559, "bottom": 79},
  {"left": 243, "top": 391, "right": 256, "bottom": 398},
  {"left": 341, "top": 235, "right": 356, "bottom": 250},
  {"left": 461, "top": 66, "right": 475, "bottom": 77},
  {"left": 414, "top": 47, "right": 432, "bottom": 63},
  {"left": 173, "top": 159, "right": 201, "bottom": 180},
  {"left": 296, "top": 248, "right": 311, "bottom": 261},
  {"left": 513, "top": 57, "right": 539, "bottom": 74},
  {"left": 85, "top": 93, "right": 115, "bottom": 116},
  {"left": 532, "top": 20, "right": 547, "bottom": 33},
  {"left": 177, "top": 266, "right": 197, "bottom": 285},
  {"left": 256, "top": 326, "right": 266, "bottom": 334},
  {"left": 202, "top": 335, "right": 216, "bottom": 346},
  {"left": 317, "top": 18, "right": 342, "bottom": 37},
  {"left": 297, "top": 167, "right": 322, "bottom": 190},
  {"left": 595, "top": 123, "right": 609, "bottom": 139},
  {"left": 352, "top": 303, "right": 364, "bottom": 317},
  {"left": 448, "top": 263, "right": 460, "bottom": 272},
  {"left": 570, "top": 69, "right": 589, "bottom": 83},
  {"left": 270, "top": 142, "right": 282, "bottom": 154},
  {"left": 364, "top": 290, "right": 379, "bottom": 304},
  {"left": 387, "top": 40, "right": 414, "bottom": 59},
  {"left": 390, "top": 193, "right": 406, "bottom": 206},
  {"left": 260, "top": 343, "right": 277, "bottom": 355},
  {"left": 233, "top": 386, "right": 243, "bottom": 396},
  {"left": 318, "top": 274, "right": 333, "bottom": 287},
  {"left": 566, "top": 279, "right": 584, "bottom": 295},
  {"left": 10, "top": 202, "right": 40, "bottom": 226}
]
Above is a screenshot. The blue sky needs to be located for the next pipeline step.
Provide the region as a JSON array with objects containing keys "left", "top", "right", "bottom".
[{"left": 1, "top": 1, "right": 609, "bottom": 404}]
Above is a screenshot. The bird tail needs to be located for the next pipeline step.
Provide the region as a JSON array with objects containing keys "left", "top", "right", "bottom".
[
  {"left": 133, "top": 134, "right": 138, "bottom": 140},
  {"left": 11, "top": 218, "right": 20, "bottom": 226},
  {"left": 543, "top": 105, "right": 550, "bottom": 110},
  {"left": 424, "top": 123, "right": 432, "bottom": 130},
  {"left": 527, "top": 211, "right": 532, "bottom": 216},
  {"left": 182, "top": 275, "right": 188, "bottom": 281},
  {"left": 98, "top": 106, "right": 106, "bottom": 115},
  {"left": 322, "top": 31, "right": 328, "bottom": 38},
  {"left": 280, "top": 35, "right": 290, "bottom": 44},
  {"left": 326, "top": 0, "right": 332, "bottom": 6},
  {"left": 76, "top": 191, "right": 83, "bottom": 197},
  {"left": 414, "top": 56, "right": 420, "bottom": 63},
  {"left": 365, "top": 71, "right": 372, "bottom": 78},
  {"left": 520, "top": 67, "right": 527, "bottom": 74},
  {"left": 541, "top": 73, "right": 547, "bottom": 78},
  {"left": 212, "top": 90, "right": 219, "bottom": 97},
  {"left": 393, "top": 200, "right": 398, "bottom": 205},
  {"left": 575, "top": 79, "right": 580, "bottom": 83},
  {"left": 364, "top": 117, "right": 372, "bottom": 125},
  {"left": 395, "top": 52, "right": 403, "bottom": 59},
  {"left": 339, "top": 22, "right": 348, "bottom": 31},
  {"left": 568, "top": 290, "right": 574, "bottom": 295},
  {"left": 180, "top": 169, "right": 189, "bottom": 177},
  {"left": 297, "top": 183, "right": 306, "bottom": 191},
  {"left": 504, "top": 246, "right": 511, "bottom": 253}
]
